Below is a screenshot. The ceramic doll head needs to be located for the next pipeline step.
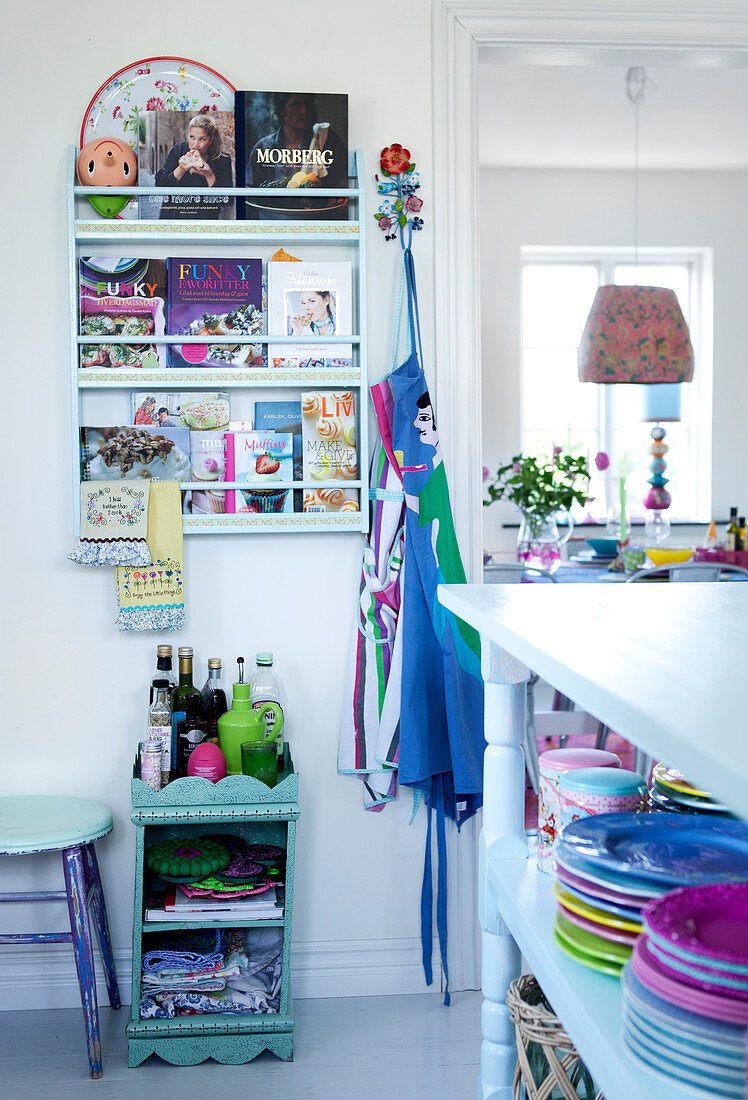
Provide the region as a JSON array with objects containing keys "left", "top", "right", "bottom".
[{"left": 76, "top": 138, "right": 137, "bottom": 217}]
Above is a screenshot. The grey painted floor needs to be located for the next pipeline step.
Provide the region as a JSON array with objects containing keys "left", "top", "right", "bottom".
[{"left": 0, "top": 992, "right": 482, "bottom": 1099}]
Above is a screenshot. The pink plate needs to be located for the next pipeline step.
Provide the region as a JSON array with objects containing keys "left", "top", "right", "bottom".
[
  {"left": 643, "top": 882, "right": 748, "bottom": 970},
  {"left": 557, "top": 903, "right": 640, "bottom": 946},
  {"left": 556, "top": 862, "right": 649, "bottom": 911},
  {"left": 632, "top": 938, "right": 748, "bottom": 1026}
]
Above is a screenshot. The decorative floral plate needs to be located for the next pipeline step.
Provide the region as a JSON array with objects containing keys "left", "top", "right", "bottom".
[{"left": 81, "top": 56, "right": 235, "bottom": 148}]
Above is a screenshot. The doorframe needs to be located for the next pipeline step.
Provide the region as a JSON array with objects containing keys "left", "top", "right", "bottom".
[{"left": 433, "top": 0, "right": 748, "bottom": 991}]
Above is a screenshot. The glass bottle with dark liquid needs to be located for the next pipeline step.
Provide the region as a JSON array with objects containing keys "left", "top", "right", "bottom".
[
  {"left": 201, "top": 657, "right": 228, "bottom": 741},
  {"left": 171, "top": 647, "right": 201, "bottom": 781}
]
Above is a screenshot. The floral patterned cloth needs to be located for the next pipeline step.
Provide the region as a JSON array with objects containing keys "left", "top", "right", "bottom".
[
  {"left": 68, "top": 481, "right": 150, "bottom": 567},
  {"left": 115, "top": 481, "right": 184, "bottom": 631}
]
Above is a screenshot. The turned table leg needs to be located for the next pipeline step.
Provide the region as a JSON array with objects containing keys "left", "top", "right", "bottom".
[{"left": 478, "top": 640, "right": 529, "bottom": 1100}]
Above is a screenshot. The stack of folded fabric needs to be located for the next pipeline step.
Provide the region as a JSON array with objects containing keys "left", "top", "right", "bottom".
[{"left": 139, "top": 928, "right": 283, "bottom": 1018}]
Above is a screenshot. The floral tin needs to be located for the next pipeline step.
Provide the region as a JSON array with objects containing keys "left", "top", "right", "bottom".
[
  {"left": 538, "top": 748, "right": 621, "bottom": 874},
  {"left": 559, "top": 767, "right": 646, "bottom": 836}
]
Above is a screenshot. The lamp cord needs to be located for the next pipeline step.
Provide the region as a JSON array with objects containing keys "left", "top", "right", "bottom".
[{"left": 626, "top": 67, "right": 654, "bottom": 273}]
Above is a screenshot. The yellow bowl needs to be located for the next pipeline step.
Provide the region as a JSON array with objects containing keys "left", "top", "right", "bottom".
[{"left": 646, "top": 548, "right": 694, "bottom": 566}]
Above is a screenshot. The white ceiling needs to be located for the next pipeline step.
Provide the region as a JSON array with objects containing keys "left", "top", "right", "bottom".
[{"left": 478, "top": 64, "right": 748, "bottom": 170}]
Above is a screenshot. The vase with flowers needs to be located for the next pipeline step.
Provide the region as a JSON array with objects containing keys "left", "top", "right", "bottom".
[{"left": 484, "top": 449, "right": 590, "bottom": 572}]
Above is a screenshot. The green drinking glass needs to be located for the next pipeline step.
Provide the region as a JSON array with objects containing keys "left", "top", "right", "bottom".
[{"left": 241, "top": 740, "right": 278, "bottom": 788}]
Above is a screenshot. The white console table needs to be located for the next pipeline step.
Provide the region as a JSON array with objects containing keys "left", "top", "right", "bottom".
[{"left": 437, "top": 582, "right": 748, "bottom": 1100}]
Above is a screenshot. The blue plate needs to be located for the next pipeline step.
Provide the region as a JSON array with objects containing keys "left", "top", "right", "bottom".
[
  {"left": 555, "top": 845, "right": 662, "bottom": 899},
  {"left": 561, "top": 812, "right": 748, "bottom": 886},
  {"left": 621, "top": 964, "right": 747, "bottom": 1052},
  {"left": 623, "top": 1027, "right": 746, "bottom": 1097},
  {"left": 623, "top": 1002, "right": 745, "bottom": 1069}
]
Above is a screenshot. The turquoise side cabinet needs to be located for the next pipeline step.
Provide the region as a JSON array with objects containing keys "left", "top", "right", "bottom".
[{"left": 126, "top": 754, "right": 298, "bottom": 1067}]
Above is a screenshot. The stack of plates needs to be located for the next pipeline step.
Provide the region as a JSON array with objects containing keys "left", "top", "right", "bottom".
[
  {"left": 621, "top": 882, "right": 748, "bottom": 1098},
  {"left": 553, "top": 813, "right": 748, "bottom": 979},
  {"left": 649, "top": 762, "right": 733, "bottom": 816}
]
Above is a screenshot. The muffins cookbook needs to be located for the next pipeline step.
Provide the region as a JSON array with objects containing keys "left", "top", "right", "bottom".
[{"left": 225, "top": 430, "right": 293, "bottom": 514}]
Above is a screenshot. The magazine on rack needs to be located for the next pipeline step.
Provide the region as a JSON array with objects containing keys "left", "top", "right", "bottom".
[
  {"left": 80, "top": 426, "right": 191, "bottom": 482},
  {"left": 130, "top": 392, "right": 230, "bottom": 430},
  {"left": 300, "top": 391, "right": 359, "bottom": 514},
  {"left": 236, "top": 91, "right": 348, "bottom": 220},
  {"left": 268, "top": 261, "right": 352, "bottom": 369},
  {"left": 224, "top": 430, "right": 294, "bottom": 515},
  {"left": 167, "top": 257, "right": 263, "bottom": 369},
  {"left": 79, "top": 257, "right": 167, "bottom": 369},
  {"left": 137, "top": 110, "right": 236, "bottom": 220}
]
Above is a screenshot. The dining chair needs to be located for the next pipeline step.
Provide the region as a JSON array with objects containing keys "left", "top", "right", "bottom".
[
  {"left": 482, "top": 563, "right": 607, "bottom": 792},
  {"left": 625, "top": 561, "right": 748, "bottom": 583}
]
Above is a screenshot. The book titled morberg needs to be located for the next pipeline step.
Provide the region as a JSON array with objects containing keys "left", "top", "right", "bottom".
[
  {"left": 167, "top": 257, "right": 263, "bottom": 369},
  {"left": 236, "top": 91, "right": 348, "bottom": 221},
  {"left": 268, "top": 261, "right": 352, "bottom": 370}
]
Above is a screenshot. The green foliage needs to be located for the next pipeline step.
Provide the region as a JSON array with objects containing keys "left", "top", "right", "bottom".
[{"left": 484, "top": 451, "right": 590, "bottom": 522}]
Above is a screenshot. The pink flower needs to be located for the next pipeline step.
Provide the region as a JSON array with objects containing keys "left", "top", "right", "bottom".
[
  {"left": 594, "top": 451, "right": 610, "bottom": 471},
  {"left": 378, "top": 216, "right": 393, "bottom": 232},
  {"left": 146, "top": 97, "right": 165, "bottom": 111},
  {"left": 380, "top": 144, "right": 411, "bottom": 175},
  {"left": 512, "top": 463, "right": 522, "bottom": 473},
  {"left": 482, "top": 465, "right": 489, "bottom": 482},
  {"left": 552, "top": 445, "right": 562, "bottom": 455},
  {"left": 404, "top": 194, "right": 423, "bottom": 212}
]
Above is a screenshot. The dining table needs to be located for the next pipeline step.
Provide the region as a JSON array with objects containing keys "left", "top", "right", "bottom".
[{"left": 437, "top": 581, "right": 748, "bottom": 1100}]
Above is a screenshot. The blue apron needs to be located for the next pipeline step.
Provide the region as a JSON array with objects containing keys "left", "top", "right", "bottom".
[{"left": 374, "top": 249, "right": 484, "bottom": 1003}]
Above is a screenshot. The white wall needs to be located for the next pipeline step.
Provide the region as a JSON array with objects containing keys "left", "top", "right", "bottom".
[
  {"left": 1, "top": 0, "right": 436, "bottom": 1007},
  {"left": 480, "top": 166, "right": 748, "bottom": 551}
]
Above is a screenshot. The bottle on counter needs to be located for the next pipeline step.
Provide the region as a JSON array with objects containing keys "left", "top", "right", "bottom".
[
  {"left": 171, "top": 647, "right": 201, "bottom": 782},
  {"left": 150, "top": 644, "right": 176, "bottom": 704},
  {"left": 250, "top": 652, "right": 286, "bottom": 772},
  {"left": 738, "top": 517, "right": 746, "bottom": 553},
  {"left": 726, "top": 508, "right": 739, "bottom": 551},
  {"left": 148, "top": 679, "right": 173, "bottom": 787},
  {"left": 201, "top": 658, "right": 228, "bottom": 741},
  {"left": 176, "top": 695, "right": 208, "bottom": 777}
]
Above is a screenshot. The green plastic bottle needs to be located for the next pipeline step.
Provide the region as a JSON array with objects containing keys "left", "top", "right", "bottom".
[{"left": 217, "top": 658, "right": 283, "bottom": 775}]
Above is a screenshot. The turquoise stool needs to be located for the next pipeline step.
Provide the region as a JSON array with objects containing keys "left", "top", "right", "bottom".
[{"left": 0, "top": 796, "right": 121, "bottom": 1078}]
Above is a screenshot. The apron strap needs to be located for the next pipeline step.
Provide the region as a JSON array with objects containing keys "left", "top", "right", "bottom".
[
  {"left": 390, "top": 255, "right": 413, "bottom": 373},
  {"left": 418, "top": 779, "right": 451, "bottom": 1006},
  {"left": 419, "top": 804, "right": 434, "bottom": 988}
]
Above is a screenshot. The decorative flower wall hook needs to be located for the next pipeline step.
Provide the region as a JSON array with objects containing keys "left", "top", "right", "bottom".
[{"left": 374, "top": 144, "right": 424, "bottom": 243}]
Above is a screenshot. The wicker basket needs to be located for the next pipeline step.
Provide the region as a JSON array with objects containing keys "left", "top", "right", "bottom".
[{"left": 506, "top": 975, "right": 604, "bottom": 1100}]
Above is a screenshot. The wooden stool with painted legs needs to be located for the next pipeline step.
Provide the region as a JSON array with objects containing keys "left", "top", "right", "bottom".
[{"left": 0, "top": 796, "right": 121, "bottom": 1078}]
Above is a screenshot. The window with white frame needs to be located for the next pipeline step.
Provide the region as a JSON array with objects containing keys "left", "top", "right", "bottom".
[{"left": 520, "top": 249, "right": 712, "bottom": 523}]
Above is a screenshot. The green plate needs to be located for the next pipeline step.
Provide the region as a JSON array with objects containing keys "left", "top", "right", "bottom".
[
  {"left": 554, "top": 912, "right": 633, "bottom": 965},
  {"left": 553, "top": 928, "right": 625, "bottom": 977}
]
